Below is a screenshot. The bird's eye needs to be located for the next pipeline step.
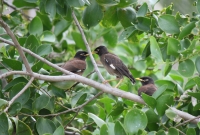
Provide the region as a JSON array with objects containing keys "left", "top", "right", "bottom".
[
  {"left": 144, "top": 79, "right": 149, "bottom": 82},
  {"left": 97, "top": 49, "right": 99, "bottom": 51},
  {"left": 80, "top": 53, "right": 83, "bottom": 55}
]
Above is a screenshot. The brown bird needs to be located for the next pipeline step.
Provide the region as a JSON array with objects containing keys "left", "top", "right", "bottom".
[
  {"left": 136, "top": 76, "right": 157, "bottom": 96},
  {"left": 94, "top": 46, "right": 135, "bottom": 88},
  {"left": 61, "top": 51, "right": 89, "bottom": 75}
]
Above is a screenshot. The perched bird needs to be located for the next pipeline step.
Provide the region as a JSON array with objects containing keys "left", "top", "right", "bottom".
[
  {"left": 136, "top": 76, "right": 157, "bottom": 96},
  {"left": 61, "top": 51, "right": 89, "bottom": 75},
  {"left": 93, "top": 45, "right": 135, "bottom": 88}
]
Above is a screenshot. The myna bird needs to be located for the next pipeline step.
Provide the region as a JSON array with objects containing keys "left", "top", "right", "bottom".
[
  {"left": 93, "top": 46, "right": 135, "bottom": 88},
  {"left": 136, "top": 76, "right": 157, "bottom": 96},
  {"left": 61, "top": 51, "right": 89, "bottom": 75}
]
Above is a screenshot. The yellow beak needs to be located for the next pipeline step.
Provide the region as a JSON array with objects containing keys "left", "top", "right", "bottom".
[
  {"left": 92, "top": 51, "right": 97, "bottom": 54},
  {"left": 136, "top": 78, "right": 144, "bottom": 81}
]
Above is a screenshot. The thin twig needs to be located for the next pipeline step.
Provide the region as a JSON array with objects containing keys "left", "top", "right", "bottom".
[
  {"left": 3, "top": 0, "right": 32, "bottom": 20},
  {"left": 64, "top": 108, "right": 81, "bottom": 129},
  {"left": 0, "top": 37, "right": 74, "bottom": 75},
  {"left": 65, "top": 70, "right": 95, "bottom": 91},
  {"left": 4, "top": 77, "right": 34, "bottom": 112},
  {"left": 175, "top": 115, "right": 200, "bottom": 128},
  {"left": 72, "top": 10, "right": 107, "bottom": 84},
  {"left": 0, "top": 19, "right": 33, "bottom": 74}
]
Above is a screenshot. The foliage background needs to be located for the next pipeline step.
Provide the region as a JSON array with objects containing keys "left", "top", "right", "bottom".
[{"left": 1, "top": 0, "right": 200, "bottom": 135}]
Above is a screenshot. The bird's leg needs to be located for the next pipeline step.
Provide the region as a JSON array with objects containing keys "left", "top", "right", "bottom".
[
  {"left": 102, "top": 78, "right": 117, "bottom": 84},
  {"left": 115, "top": 78, "right": 124, "bottom": 88}
]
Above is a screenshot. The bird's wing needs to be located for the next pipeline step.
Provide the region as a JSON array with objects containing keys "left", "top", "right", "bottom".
[
  {"left": 104, "top": 54, "right": 131, "bottom": 77},
  {"left": 61, "top": 59, "right": 86, "bottom": 74}
]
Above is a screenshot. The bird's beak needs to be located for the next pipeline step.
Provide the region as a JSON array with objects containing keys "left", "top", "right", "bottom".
[
  {"left": 85, "top": 54, "right": 89, "bottom": 56},
  {"left": 136, "top": 78, "right": 144, "bottom": 81},
  {"left": 92, "top": 51, "right": 97, "bottom": 54}
]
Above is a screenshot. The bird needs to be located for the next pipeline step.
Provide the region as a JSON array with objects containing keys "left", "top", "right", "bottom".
[
  {"left": 93, "top": 45, "right": 135, "bottom": 88},
  {"left": 136, "top": 76, "right": 157, "bottom": 96},
  {"left": 61, "top": 51, "right": 89, "bottom": 75}
]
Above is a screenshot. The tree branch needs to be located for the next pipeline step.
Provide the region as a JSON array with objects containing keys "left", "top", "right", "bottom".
[
  {"left": 72, "top": 10, "right": 107, "bottom": 84},
  {"left": 0, "top": 19, "right": 33, "bottom": 73},
  {"left": 1, "top": 71, "right": 200, "bottom": 124},
  {"left": 4, "top": 77, "right": 34, "bottom": 112}
]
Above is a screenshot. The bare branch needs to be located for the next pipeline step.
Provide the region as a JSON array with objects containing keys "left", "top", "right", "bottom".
[
  {"left": 3, "top": 0, "right": 32, "bottom": 20},
  {"left": 2, "top": 71, "right": 199, "bottom": 124},
  {"left": 4, "top": 77, "right": 34, "bottom": 112},
  {"left": 170, "top": 107, "right": 200, "bottom": 124},
  {"left": 72, "top": 10, "right": 107, "bottom": 84},
  {"left": 0, "top": 19, "right": 33, "bottom": 73}
]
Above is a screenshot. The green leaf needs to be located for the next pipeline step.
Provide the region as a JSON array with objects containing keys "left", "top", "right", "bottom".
[
  {"left": 118, "top": 26, "right": 136, "bottom": 41},
  {"left": 101, "top": 6, "right": 118, "bottom": 27},
  {"left": 45, "top": 0, "right": 56, "bottom": 18},
  {"left": 96, "top": 0, "right": 119, "bottom": 6},
  {"left": 103, "top": 29, "right": 118, "bottom": 47},
  {"left": 29, "top": 16, "right": 43, "bottom": 36},
  {"left": 178, "top": 59, "right": 195, "bottom": 77},
  {"left": 49, "top": 85, "right": 66, "bottom": 98},
  {"left": 114, "top": 121, "right": 127, "bottom": 135},
  {"left": 124, "top": 109, "right": 147, "bottom": 134},
  {"left": 2, "top": 58, "right": 22, "bottom": 70},
  {"left": 53, "top": 125, "right": 64, "bottom": 135},
  {"left": 15, "top": 119, "right": 32, "bottom": 135},
  {"left": 10, "top": 83, "right": 30, "bottom": 105},
  {"left": 0, "top": 99, "right": 8, "bottom": 109},
  {"left": 117, "top": 0, "right": 137, "bottom": 7},
  {"left": 82, "top": 0, "right": 103, "bottom": 29},
  {"left": 137, "top": 3, "right": 148, "bottom": 17},
  {"left": 88, "top": 113, "right": 106, "bottom": 127},
  {"left": 8, "top": 102, "right": 22, "bottom": 116},
  {"left": 193, "top": 76, "right": 200, "bottom": 88},
  {"left": 0, "top": 113, "right": 9, "bottom": 135},
  {"left": 185, "top": 78, "right": 196, "bottom": 90},
  {"left": 31, "top": 61, "right": 44, "bottom": 72},
  {"left": 188, "top": 92, "right": 200, "bottom": 100},
  {"left": 178, "top": 22, "right": 195, "bottom": 39},
  {"left": 3, "top": 77, "right": 28, "bottom": 92},
  {"left": 37, "top": 11, "right": 52, "bottom": 30},
  {"left": 150, "top": 36, "right": 163, "bottom": 63},
  {"left": 67, "top": 0, "right": 85, "bottom": 7},
  {"left": 142, "top": 42, "right": 151, "bottom": 59},
  {"left": 25, "top": 35, "right": 40, "bottom": 50},
  {"left": 158, "top": 15, "right": 180, "bottom": 34},
  {"left": 13, "top": 0, "right": 37, "bottom": 8},
  {"left": 167, "top": 38, "right": 180, "bottom": 56},
  {"left": 164, "top": 61, "right": 172, "bottom": 76},
  {"left": 98, "top": 97, "right": 115, "bottom": 114},
  {"left": 156, "top": 95, "right": 174, "bottom": 116},
  {"left": 167, "top": 127, "right": 179, "bottom": 135},
  {"left": 33, "top": 94, "right": 50, "bottom": 112},
  {"left": 195, "top": 56, "right": 200, "bottom": 74},
  {"left": 71, "top": 92, "right": 87, "bottom": 107},
  {"left": 54, "top": 19, "right": 71, "bottom": 36},
  {"left": 193, "top": 103, "right": 200, "bottom": 111},
  {"left": 118, "top": 7, "right": 136, "bottom": 28},
  {"left": 135, "top": 17, "right": 151, "bottom": 32},
  {"left": 145, "top": 108, "right": 159, "bottom": 123},
  {"left": 186, "top": 128, "right": 196, "bottom": 135},
  {"left": 100, "top": 124, "right": 109, "bottom": 135},
  {"left": 37, "top": 44, "right": 53, "bottom": 56},
  {"left": 142, "top": 93, "right": 157, "bottom": 109},
  {"left": 40, "top": 31, "right": 56, "bottom": 42},
  {"left": 36, "top": 118, "right": 56, "bottom": 135},
  {"left": 197, "top": 0, "right": 200, "bottom": 13},
  {"left": 71, "top": 31, "right": 85, "bottom": 49}
]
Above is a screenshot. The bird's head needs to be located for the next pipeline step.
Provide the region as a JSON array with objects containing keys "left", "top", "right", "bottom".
[
  {"left": 93, "top": 46, "right": 109, "bottom": 56},
  {"left": 74, "top": 51, "right": 89, "bottom": 60},
  {"left": 136, "top": 76, "right": 154, "bottom": 85}
]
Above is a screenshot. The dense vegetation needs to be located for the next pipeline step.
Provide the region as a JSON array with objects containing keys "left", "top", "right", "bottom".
[{"left": 1, "top": 0, "right": 200, "bottom": 134}]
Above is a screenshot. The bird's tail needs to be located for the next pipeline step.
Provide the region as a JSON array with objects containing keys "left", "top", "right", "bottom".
[{"left": 128, "top": 74, "right": 135, "bottom": 85}]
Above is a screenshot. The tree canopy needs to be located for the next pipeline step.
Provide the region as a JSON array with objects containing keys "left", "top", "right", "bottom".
[{"left": 1, "top": 0, "right": 200, "bottom": 135}]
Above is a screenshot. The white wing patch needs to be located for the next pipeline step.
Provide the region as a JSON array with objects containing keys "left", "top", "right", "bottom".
[
  {"left": 76, "top": 70, "right": 82, "bottom": 72},
  {"left": 110, "top": 64, "right": 116, "bottom": 69}
]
